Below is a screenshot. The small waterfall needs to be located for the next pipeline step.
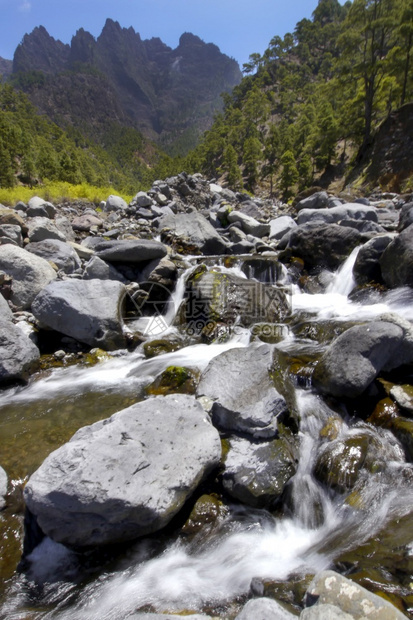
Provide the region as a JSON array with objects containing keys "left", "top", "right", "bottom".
[{"left": 326, "top": 246, "right": 359, "bottom": 296}]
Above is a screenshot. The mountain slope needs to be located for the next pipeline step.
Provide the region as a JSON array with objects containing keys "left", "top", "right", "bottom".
[{"left": 11, "top": 20, "right": 242, "bottom": 154}]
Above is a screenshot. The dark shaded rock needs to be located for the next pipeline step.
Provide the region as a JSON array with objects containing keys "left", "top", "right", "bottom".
[
  {"left": 295, "top": 191, "right": 329, "bottom": 211},
  {"left": 83, "top": 255, "right": 128, "bottom": 283},
  {"left": 312, "top": 321, "right": 411, "bottom": 398},
  {"left": 297, "top": 203, "right": 378, "bottom": 226},
  {"left": 314, "top": 434, "right": 370, "bottom": 493},
  {"left": 31, "top": 279, "right": 126, "bottom": 350},
  {"left": 23, "top": 394, "right": 221, "bottom": 547},
  {"left": 352, "top": 235, "right": 394, "bottom": 285},
  {"left": 397, "top": 201, "right": 413, "bottom": 231},
  {"left": 279, "top": 223, "right": 363, "bottom": 270},
  {"left": 95, "top": 239, "right": 167, "bottom": 263},
  {"left": 380, "top": 224, "right": 413, "bottom": 287}
]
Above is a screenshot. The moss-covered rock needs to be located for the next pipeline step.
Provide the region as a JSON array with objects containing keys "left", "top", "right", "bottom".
[
  {"left": 314, "top": 434, "right": 370, "bottom": 493},
  {"left": 181, "top": 494, "right": 228, "bottom": 537},
  {"left": 143, "top": 338, "right": 183, "bottom": 359},
  {"left": 146, "top": 365, "right": 199, "bottom": 396}
]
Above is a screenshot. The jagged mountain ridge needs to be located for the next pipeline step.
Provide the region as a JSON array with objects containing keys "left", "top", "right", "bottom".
[{"left": 11, "top": 20, "right": 242, "bottom": 154}]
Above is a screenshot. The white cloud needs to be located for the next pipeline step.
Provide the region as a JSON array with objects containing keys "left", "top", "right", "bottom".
[{"left": 19, "top": 1, "right": 32, "bottom": 12}]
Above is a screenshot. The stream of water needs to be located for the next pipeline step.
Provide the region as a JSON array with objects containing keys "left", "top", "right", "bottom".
[{"left": 0, "top": 250, "right": 412, "bottom": 619}]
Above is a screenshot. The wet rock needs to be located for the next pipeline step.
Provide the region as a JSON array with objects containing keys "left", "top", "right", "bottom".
[
  {"left": 24, "top": 394, "right": 221, "bottom": 547},
  {"left": 305, "top": 570, "right": 408, "bottom": 619},
  {"left": 352, "top": 235, "right": 394, "bottom": 285},
  {"left": 312, "top": 321, "right": 409, "bottom": 398},
  {"left": 390, "top": 385, "right": 413, "bottom": 414},
  {"left": 222, "top": 434, "right": 298, "bottom": 507},
  {"left": 279, "top": 223, "right": 363, "bottom": 270},
  {"left": 159, "top": 211, "right": 228, "bottom": 255},
  {"left": 241, "top": 257, "right": 283, "bottom": 284},
  {"left": 314, "top": 434, "right": 370, "bottom": 493},
  {"left": 31, "top": 279, "right": 126, "bottom": 350},
  {"left": 301, "top": 604, "right": 353, "bottom": 619},
  {"left": 185, "top": 268, "right": 290, "bottom": 329},
  {"left": 0, "top": 245, "right": 57, "bottom": 310},
  {"left": 380, "top": 223, "right": 413, "bottom": 287},
  {"left": 197, "top": 344, "right": 287, "bottom": 438},
  {"left": 26, "top": 239, "right": 82, "bottom": 274},
  {"left": 181, "top": 493, "right": 228, "bottom": 537},
  {"left": 83, "top": 256, "right": 128, "bottom": 283},
  {"left": 26, "top": 217, "right": 66, "bottom": 243},
  {"left": 146, "top": 365, "right": 199, "bottom": 396},
  {"left": 235, "top": 597, "right": 296, "bottom": 619},
  {"left": 95, "top": 239, "right": 167, "bottom": 263},
  {"left": 0, "top": 465, "right": 7, "bottom": 509},
  {"left": 143, "top": 338, "right": 183, "bottom": 358},
  {"left": 0, "top": 319, "right": 40, "bottom": 385}
]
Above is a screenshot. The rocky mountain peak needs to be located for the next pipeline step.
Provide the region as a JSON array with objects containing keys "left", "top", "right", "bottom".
[{"left": 13, "top": 25, "right": 70, "bottom": 74}]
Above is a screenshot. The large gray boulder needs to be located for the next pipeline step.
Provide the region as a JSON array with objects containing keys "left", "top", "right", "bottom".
[
  {"left": 26, "top": 239, "right": 82, "bottom": 274},
  {"left": 269, "top": 216, "right": 297, "bottom": 241},
  {"left": 26, "top": 217, "right": 66, "bottom": 242},
  {"left": 159, "top": 211, "right": 228, "bottom": 255},
  {"left": 0, "top": 319, "right": 40, "bottom": 385},
  {"left": 0, "top": 245, "right": 57, "bottom": 310},
  {"left": 297, "top": 203, "right": 378, "bottom": 226},
  {"left": 95, "top": 239, "right": 167, "bottom": 263},
  {"left": 222, "top": 435, "right": 297, "bottom": 507},
  {"left": 185, "top": 268, "right": 290, "bottom": 328},
  {"left": 103, "top": 194, "right": 128, "bottom": 212},
  {"left": 301, "top": 604, "right": 353, "bottom": 619},
  {"left": 227, "top": 211, "right": 270, "bottom": 238},
  {"left": 197, "top": 344, "right": 287, "bottom": 438},
  {"left": 0, "top": 224, "right": 23, "bottom": 247},
  {"left": 380, "top": 224, "right": 413, "bottom": 287},
  {"left": 83, "top": 256, "right": 128, "bottom": 283},
  {"left": 0, "top": 293, "right": 13, "bottom": 321},
  {"left": 352, "top": 234, "right": 394, "bottom": 285},
  {"left": 31, "top": 279, "right": 126, "bottom": 350},
  {"left": 312, "top": 321, "right": 412, "bottom": 398},
  {"left": 24, "top": 394, "right": 222, "bottom": 547},
  {"left": 235, "top": 597, "right": 296, "bottom": 619},
  {"left": 295, "top": 191, "right": 329, "bottom": 211},
  {"left": 72, "top": 213, "right": 103, "bottom": 232},
  {"left": 27, "top": 196, "right": 56, "bottom": 218},
  {"left": 279, "top": 223, "right": 363, "bottom": 270},
  {"left": 305, "top": 570, "right": 408, "bottom": 619}
]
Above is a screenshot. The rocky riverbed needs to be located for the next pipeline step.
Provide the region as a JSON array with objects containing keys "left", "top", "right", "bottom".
[{"left": 0, "top": 174, "right": 412, "bottom": 619}]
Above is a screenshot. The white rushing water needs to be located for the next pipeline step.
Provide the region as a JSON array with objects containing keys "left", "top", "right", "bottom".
[{"left": 2, "top": 248, "right": 413, "bottom": 619}]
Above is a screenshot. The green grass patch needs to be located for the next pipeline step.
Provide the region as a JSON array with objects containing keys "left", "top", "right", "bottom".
[{"left": 0, "top": 182, "right": 133, "bottom": 207}]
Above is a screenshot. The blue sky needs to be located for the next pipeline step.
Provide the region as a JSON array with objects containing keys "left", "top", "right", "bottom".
[{"left": 0, "top": 0, "right": 325, "bottom": 67}]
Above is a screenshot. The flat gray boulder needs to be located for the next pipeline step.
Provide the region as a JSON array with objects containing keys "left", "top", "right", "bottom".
[
  {"left": 31, "top": 279, "right": 126, "bottom": 350},
  {"left": 222, "top": 435, "right": 297, "bottom": 507},
  {"left": 96, "top": 239, "right": 167, "bottom": 263},
  {"left": 160, "top": 211, "right": 228, "bottom": 255},
  {"left": 305, "top": 570, "right": 408, "bottom": 619},
  {"left": 235, "top": 597, "right": 296, "bottom": 619},
  {"left": 297, "top": 203, "right": 378, "bottom": 226},
  {"left": 24, "top": 394, "right": 221, "bottom": 547},
  {"left": 0, "top": 245, "right": 57, "bottom": 310},
  {"left": 197, "top": 344, "right": 287, "bottom": 438},
  {"left": 0, "top": 319, "right": 40, "bottom": 385},
  {"left": 227, "top": 211, "right": 270, "bottom": 238},
  {"left": 72, "top": 213, "right": 103, "bottom": 231},
  {"left": 295, "top": 191, "right": 329, "bottom": 211},
  {"left": 26, "top": 239, "right": 81, "bottom": 274},
  {"left": 312, "top": 321, "right": 412, "bottom": 398}
]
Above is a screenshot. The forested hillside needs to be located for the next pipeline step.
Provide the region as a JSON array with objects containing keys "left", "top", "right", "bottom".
[
  {"left": 0, "top": 81, "right": 181, "bottom": 192},
  {"left": 188, "top": 0, "right": 413, "bottom": 196}
]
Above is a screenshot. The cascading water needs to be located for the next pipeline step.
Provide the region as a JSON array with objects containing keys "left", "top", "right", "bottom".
[{"left": 1, "top": 248, "right": 413, "bottom": 619}]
